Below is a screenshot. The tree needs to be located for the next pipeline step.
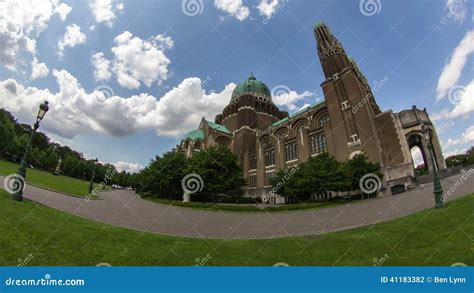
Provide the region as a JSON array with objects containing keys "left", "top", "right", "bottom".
[
  {"left": 186, "top": 146, "right": 244, "bottom": 202},
  {"left": 0, "top": 110, "right": 18, "bottom": 157},
  {"left": 465, "top": 147, "right": 474, "bottom": 166},
  {"left": 343, "top": 154, "right": 383, "bottom": 197},
  {"left": 272, "top": 153, "right": 349, "bottom": 201},
  {"left": 136, "top": 151, "right": 189, "bottom": 200},
  {"left": 271, "top": 153, "right": 382, "bottom": 202},
  {"left": 445, "top": 154, "right": 468, "bottom": 168}
]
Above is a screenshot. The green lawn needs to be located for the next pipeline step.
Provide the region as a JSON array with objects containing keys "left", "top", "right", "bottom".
[
  {"left": 0, "top": 189, "right": 472, "bottom": 266},
  {"left": 0, "top": 160, "right": 98, "bottom": 197}
]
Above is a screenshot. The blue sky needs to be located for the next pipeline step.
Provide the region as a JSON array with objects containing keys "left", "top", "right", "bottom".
[{"left": 0, "top": 0, "right": 472, "bottom": 172}]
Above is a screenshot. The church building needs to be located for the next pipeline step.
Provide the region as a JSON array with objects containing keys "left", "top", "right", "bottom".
[{"left": 177, "top": 22, "right": 446, "bottom": 203}]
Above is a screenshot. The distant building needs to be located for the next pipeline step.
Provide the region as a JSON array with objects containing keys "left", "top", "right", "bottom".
[{"left": 177, "top": 22, "right": 446, "bottom": 203}]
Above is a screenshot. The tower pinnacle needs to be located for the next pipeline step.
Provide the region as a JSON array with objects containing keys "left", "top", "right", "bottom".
[{"left": 313, "top": 22, "right": 350, "bottom": 78}]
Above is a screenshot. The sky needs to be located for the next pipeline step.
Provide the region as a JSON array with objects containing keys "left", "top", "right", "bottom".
[{"left": 0, "top": 0, "right": 472, "bottom": 173}]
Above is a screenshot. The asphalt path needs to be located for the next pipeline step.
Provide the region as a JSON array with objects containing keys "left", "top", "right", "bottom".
[{"left": 1, "top": 171, "right": 472, "bottom": 239}]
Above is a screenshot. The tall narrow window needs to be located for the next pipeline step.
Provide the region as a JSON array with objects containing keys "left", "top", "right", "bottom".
[
  {"left": 248, "top": 175, "right": 257, "bottom": 187},
  {"left": 285, "top": 141, "right": 298, "bottom": 161},
  {"left": 265, "top": 171, "right": 275, "bottom": 186},
  {"left": 249, "top": 154, "right": 257, "bottom": 170},
  {"left": 310, "top": 133, "right": 327, "bottom": 155},
  {"left": 264, "top": 148, "right": 275, "bottom": 166}
]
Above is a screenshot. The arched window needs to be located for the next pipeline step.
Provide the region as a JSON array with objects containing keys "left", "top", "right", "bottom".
[{"left": 319, "top": 115, "right": 330, "bottom": 127}]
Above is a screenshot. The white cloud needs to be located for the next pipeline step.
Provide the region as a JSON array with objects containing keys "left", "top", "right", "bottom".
[
  {"left": 433, "top": 80, "right": 474, "bottom": 120},
  {"left": 441, "top": 125, "right": 474, "bottom": 156},
  {"left": 0, "top": 70, "right": 234, "bottom": 139},
  {"left": 214, "top": 0, "right": 250, "bottom": 21},
  {"left": 116, "top": 2, "right": 124, "bottom": 12},
  {"left": 115, "top": 161, "right": 143, "bottom": 173},
  {"left": 53, "top": 3, "right": 72, "bottom": 21},
  {"left": 58, "top": 24, "right": 86, "bottom": 58},
  {"left": 31, "top": 57, "right": 49, "bottom": 79},
  {"left": 90, "top": 0, "right": 124, "bottom": 27},
  {"left": 94, "top": 31, "right": 173, "bottom": 89},
  {"left": 0, "top": 0, "right": 68, "bottom": 69},
  {"left": 144, "top": 78, "right": 235, "bottom": 137},
  {"left": 257, "top": 0, "right": 280, "bottom": 18},
  {"left": 273, "top": 90, "right": 315, "bottom": 110},
  {"left": 92, "top": 52, "right": 112, "bottom": 81},
  {"left": 434, "top": 120, "right": 455, "bottom": 134},
  {"left": 443, "top": 147, "right": 465, "bottom": 158},
  {"left": 298, "top": 103, "right": 311, "bottom": 111},
  {"left": 460, "top": 125, "right": 474, "bottom": 144},
  {"left": 436, "top": 30, "right": 474, "bottom": 99},
  {"left": 446, "top": 0, "right": 468, "bottom": 24}
]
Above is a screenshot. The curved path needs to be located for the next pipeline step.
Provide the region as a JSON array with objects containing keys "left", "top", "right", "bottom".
[{"left": 1, "top": 172, "right": 473, "bottom": 239}]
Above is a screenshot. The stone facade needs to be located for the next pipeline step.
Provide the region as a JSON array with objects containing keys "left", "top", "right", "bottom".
[{"left": 177, "top": 23, "right": 445, "bottom": 203}]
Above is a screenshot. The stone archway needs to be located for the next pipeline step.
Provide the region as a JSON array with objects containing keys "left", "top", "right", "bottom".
[{"left": 407, "top": 133, "right": 431, "bottom": 176}]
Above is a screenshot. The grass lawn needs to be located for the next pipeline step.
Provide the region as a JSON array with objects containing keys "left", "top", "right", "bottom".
[
  {"left": 0, "top": 189, "right": 472, "bottom": 266},
  {"left": 145, "top": 196, "right": 348, "bottom": 213},
  {"left": 0, "top": 160, "right": 99, "bottom": 197}
]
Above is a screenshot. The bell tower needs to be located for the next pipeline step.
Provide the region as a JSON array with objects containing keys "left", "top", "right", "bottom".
[
  {"left": 313, "top": 22, "right": 384, "bottom": 164},
  {"left": 314, "top": 22, "right": 351, "bottom": 79}
]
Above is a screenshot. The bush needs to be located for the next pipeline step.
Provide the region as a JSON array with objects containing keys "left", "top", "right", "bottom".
[{"left": 271, "top": 153, "right": 382, "bottom": 200}]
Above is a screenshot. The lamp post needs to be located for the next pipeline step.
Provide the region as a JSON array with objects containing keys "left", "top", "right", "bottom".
[
  {"left": 12, "top": 101, "right": 49, "bottom": 201},
  {"left": 53, "top": 155, "right": 62, "bottom": 176},
  {"left": 88, "top": 158, "right": 98, "bottom": 195},
  {"left": 421, "top": 123, "right": 444, "bottom": 209}
]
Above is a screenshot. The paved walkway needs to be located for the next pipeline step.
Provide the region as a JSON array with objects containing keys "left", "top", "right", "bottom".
[{"left": 1, "top": 171, "right": 473, "bottom": 239}]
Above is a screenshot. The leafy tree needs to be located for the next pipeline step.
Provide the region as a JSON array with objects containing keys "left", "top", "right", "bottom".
[
  {"left": 137, "top": 151, "right": 189, "bottom": 200},
  {"left": 271, "top": 153, "right": 382, "bottom": 201},
  {"left": 445, "top": 154, "right": 468, "bottom": 168},
  {"left": 0, "top": 110, "right": 18, "bottom": 156},
  {"left": 465, "top": 147, "right": 474, "bottom": 166},
  {"left": 343, "top": 154, "right": 383, "bottom": 197},
  {"left": 187, "top": 145, "right": 244, "bottom": 202},
  {"left": 272, "top": 153, "right": 348, "bottom": 201}
]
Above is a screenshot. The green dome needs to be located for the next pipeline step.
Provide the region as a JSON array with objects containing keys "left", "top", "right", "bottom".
[{"left": 231, "top": 73, "right": 272, "bottom": 103}]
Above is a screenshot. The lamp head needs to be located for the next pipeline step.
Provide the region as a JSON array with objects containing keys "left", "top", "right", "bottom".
[{"left": 36, "top": 101, "right": 49, "bottom": 123}]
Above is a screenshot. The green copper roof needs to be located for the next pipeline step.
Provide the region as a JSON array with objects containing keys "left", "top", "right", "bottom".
[
  {"left": 206, "top": 120, "right": 231, "bottom": 134},
  {"left": 272, "top": 100, "right": 326, "bottom": 127},
  {"left": 185, "top": 129, "right": 204, "bottom": 141},
  {"left": 231, "top": 73, "right": 271, "bottom": 102},
  {"left": 272, "top": 117, "right": 288, "bottom": 127}
]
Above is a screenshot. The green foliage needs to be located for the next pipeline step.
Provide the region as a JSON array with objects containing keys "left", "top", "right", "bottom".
[
  {"left": 343, "top": 154, "right": 383, "bottom": 194},
  {"left": 137, "top": 151, "right": 189, "bottom": 200},
  {"left": 137, "top": 145, "right": 244, "bottom": 202},
  {"left": 444, "top": 147, "right": 474, "bottom": 168},
  {"left": 463, "top": 147, "right": 474, "bottom": 166},
  {"left": 271, "top": 153, "right": 382, "bottom": 200},
  {"left": 445, "top": 154, "right": 468, "bottom": 168},
  {"left": 187, "top": 145, "right": 244, "bottom": 201}
]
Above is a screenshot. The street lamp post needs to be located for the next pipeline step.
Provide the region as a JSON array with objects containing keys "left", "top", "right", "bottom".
[
  {"left": 12, "top": 101, "right": 49, "bottom": 201},
  {"left": 421, "top": 123, "right": 444, "bottom": 209},
  {"left": 88, "top": 158, "right": 98, "bottom": 195},
  {"left": 53, "top": 155, "right": 62, "bottom": 176}
]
